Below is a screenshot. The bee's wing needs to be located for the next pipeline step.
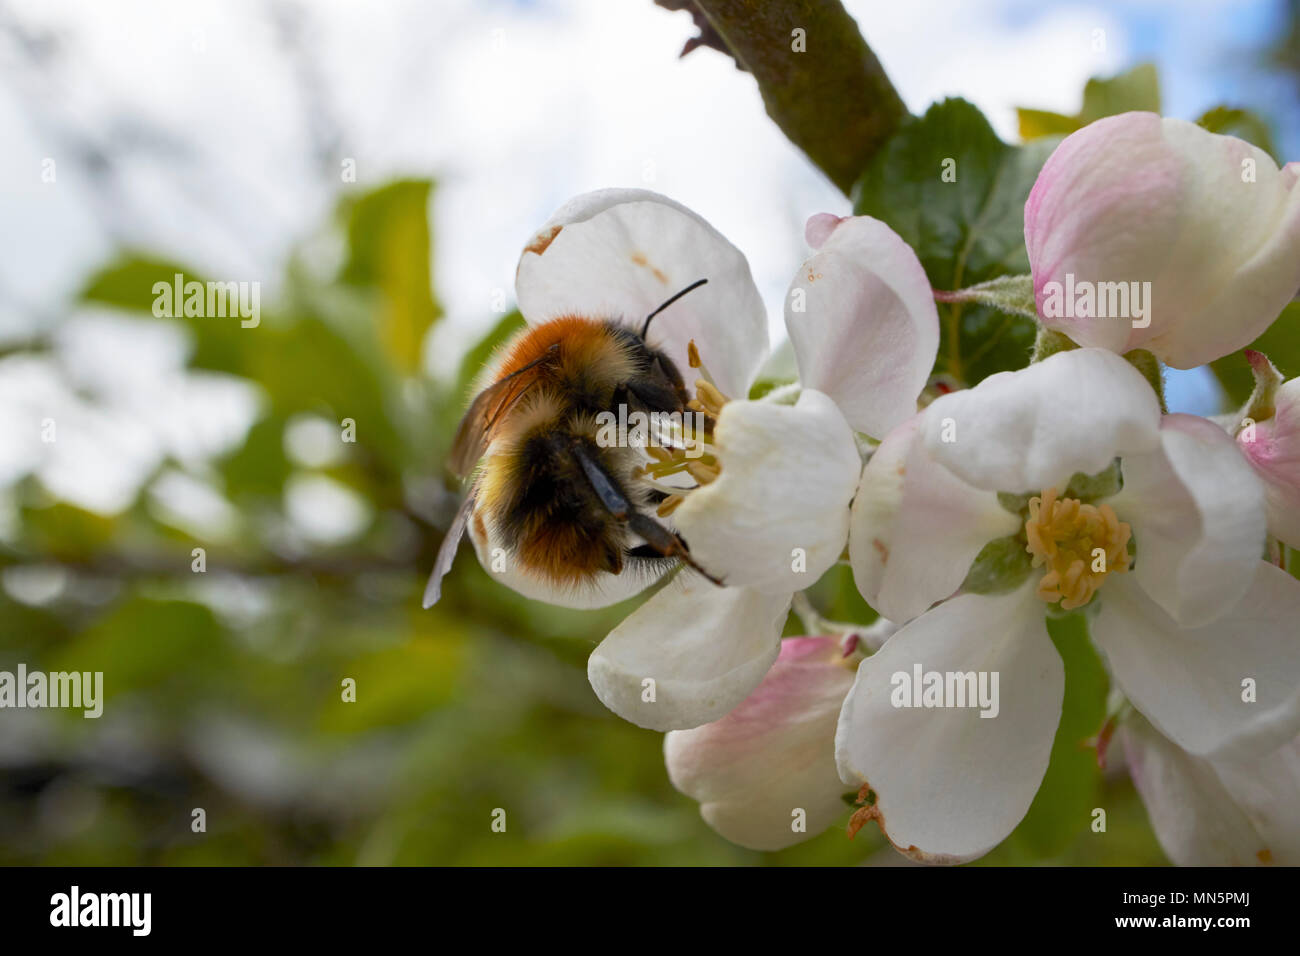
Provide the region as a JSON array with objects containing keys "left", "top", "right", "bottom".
[
  {"left": 448, "top": 375, "right": 529, "bottom": 477},
  {"left": 448, "top": 344, "right": 557, "bottom": 477},
  {"left": 422, "top": 489, "right": 476, "bottom": 609}
]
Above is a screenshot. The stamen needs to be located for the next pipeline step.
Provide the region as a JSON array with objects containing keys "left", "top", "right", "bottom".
[
  {"left": 846, "top": 783, "right": 879, "bottom": 840},
  {"left": 656, "top": 494, "right": 684, "bottom": 517},
  {"left": 692, "top": 380, "right": 728, "bottom": 418},
  {"left": 633, "top": 340, "right": 726, "bottom": 512},
  {"left": 1024, "top": 487, "right": 1131, "bottom": 610},
  {"left": 685, "top": 459, "right": 720, "bottom": 485}
]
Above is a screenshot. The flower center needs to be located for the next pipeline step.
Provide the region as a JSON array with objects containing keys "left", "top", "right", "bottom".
[
  {"left": 635, "top": 339, "right": 726, "bottom": 517},
  {"left": 1024, "top": 487, "right": 1131, "bottom": 610}
]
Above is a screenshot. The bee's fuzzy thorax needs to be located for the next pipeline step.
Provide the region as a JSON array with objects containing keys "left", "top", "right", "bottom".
[{"left": 495, "top": 316, "right": 639, "bottom": 393}]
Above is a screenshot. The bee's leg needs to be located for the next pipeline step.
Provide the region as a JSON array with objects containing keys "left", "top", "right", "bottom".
[
  {"left": 624, "top": 511, "right": 724, "bottom": 587},
  {"left": 570, "top": 441, "right": 723, "bottom": 587}
]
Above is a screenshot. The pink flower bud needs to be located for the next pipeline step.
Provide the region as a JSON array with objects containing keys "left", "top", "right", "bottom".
[
  {"left": 1237, "top": 374, "right": 1300, "bottom": 549},
  {"left": 1026, "top": 112, "right": 1300, "bottom": 368},
  {"left": 664, "top": 636, "right": 854, "bottom": 851}
]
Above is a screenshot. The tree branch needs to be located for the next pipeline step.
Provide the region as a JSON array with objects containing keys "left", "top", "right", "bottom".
[{"left": 683, "top": 0, "right": 907, "bottom": 194}]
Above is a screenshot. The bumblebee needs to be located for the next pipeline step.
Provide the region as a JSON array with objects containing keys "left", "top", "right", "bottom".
[{"left": 423, "top": 280, "right": 719, "bottom": 606}]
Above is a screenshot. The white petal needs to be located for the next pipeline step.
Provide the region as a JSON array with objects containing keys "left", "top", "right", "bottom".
[
  {"left": 785, "top": 216, "right": 940, "bottom": 438},
  {"left": 834, "top": 583, "right": 1061, "bottom": 863},
  {"left": 467, "top": 499, "right": 662, "bottom": 609},
  {"left": 515, "top": 189, "right": 768, "bottom": 399},
  {"left": 1212, "top": 736, "right": 1300, "bottom": 865},
  {"left": 1121, "top": 716, "right": 1300, "bottom": 866},
  {"left": 1094, "top": 564, "right": 1300, "bottom": 759},
  {"left": 665, "top": 636, "right": 855, "bottom": 851},
  {"left": 673, "top": 390, "right": 861, "bottom": 591},
  {"left": 849, "top": 415, "right": 1020, "bottom": 623},
  {"left": 587, "top": 574, "right": 791, "bottom": 731},
  {"left": 1111, "top": 413, "right": 1267, "bottom": 626},
  {"left": 923, "top": 348, "right": 1162, "bottom": 493}
]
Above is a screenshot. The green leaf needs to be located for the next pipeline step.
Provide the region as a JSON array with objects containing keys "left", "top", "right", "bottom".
[
  {"left": 19, "top": 500, "right": 119, "bottom": 561},
  {"left": 454, "top": 310, "right": 526, "bottom": 400},
  {"left": 49, "top": 597, "right": 224, "bottom": 699},
  {"left": 339, "top": 179, "right": 442, "bottom": 375},
  {"left": 317, "top": 623, "right": 467, "bottom": 734},
  {"left": 1008, "top": 611, "right": 1108, "bottom": 858},
  {"left": 852, "top": 98, "right": 1052, "bottom": 289},
  {"left": 1079, "top": 63, "right": 1161, "bottom": 121},
  {"left": 80, "top": 255, "right": 259, "bottom": 374},
  {"left": 219, "top": 413, "right": 293, "bottom": 502},
  {"left": 1015, "top": 108, "right": 1082, "bottom": 141},
  {"left": 1197, "top": 106, "right": 1279, "bottom": 163},
  {"left": 851, "top": 99, "right": 1054, "bottom": 383},
  {"left": 1018, "top": 63, "right": 1161, "bottom": 141}
]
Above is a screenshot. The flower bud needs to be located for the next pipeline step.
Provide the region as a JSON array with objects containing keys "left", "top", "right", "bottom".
[
  {"left": 1026, "top": 112, "right": 1300, "bottom": 368},
  {"left": 1235, "top": 352, "right": 1300, "bottom": 549},
  {"left": 664, "top": 636, "right": 854, "bottom": 851}
]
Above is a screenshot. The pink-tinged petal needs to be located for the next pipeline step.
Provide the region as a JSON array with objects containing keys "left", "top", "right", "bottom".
[
  {"left": 665, "top": 636, "right": 855, "bottom": 851},
  {"left": 849, "top": 414, "right": 1019, "bottom": 623},
  {"left": 1121, "top": 716, "right": 1300, "bottom": 866},
  {"left": 1094, "top": 564, "right": 1300, "bottom": 760},
  {"left": 1238, "top": 378, "right": 1300, "bottom": 549},
  {"left": 1027, "top": 113, "right": 1300, "bottom": 368},
  {"left": 587, "top": 574, "right": 791, "bottom": 732},
  {"left": 785, "top": 216, "right": 939, "bottom": 438},
  {"left": 1111, "top": 413, "right": 1267, "bottom": 627},
  {"left": 515, "top": 189, "right": 768, "bottom": 400},
  {"left": 835, "top": 583, "right": 1061, "bottom": 863},
  {"left": 922, "top": 348, "right": 1161, "bottom": 494},
  {"left": 804, "top": 213, "right": 845, "bottom": 250},
  {"left": 467, "top": 496, "right": 664, "bottom": 608},
  {"left": 673, "top": 390, "right": 861, "bottom": 591}
]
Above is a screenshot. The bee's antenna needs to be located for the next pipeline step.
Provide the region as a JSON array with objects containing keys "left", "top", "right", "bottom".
[{"left": 641, "top": 278, "right": 708, "bottom": 338}]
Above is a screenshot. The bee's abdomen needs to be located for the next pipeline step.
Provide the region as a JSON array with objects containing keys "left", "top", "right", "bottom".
[{"left": 491, "top": 426, "right": 632, "bottom": 585}]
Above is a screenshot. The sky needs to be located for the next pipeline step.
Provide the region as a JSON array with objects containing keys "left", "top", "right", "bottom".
[{"left": 0, "top": 0, "right": 1291, "bottom": 521}]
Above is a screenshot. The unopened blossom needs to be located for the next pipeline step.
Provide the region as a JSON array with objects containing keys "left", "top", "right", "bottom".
[
  {"left": 665, "top": 636, "right": 856, "bottom": 850},
  {"left": 1121, "top": 715, "right": 1300, "bottom": 866},
  {"left": 1025, "top": 112, "right": 1300, "bottom": 368},
  {"left": 589, "top": 212, "right": 939, "bottom": 731},
  {"left": 1233, "top": 350, "right": 1300, "bottom": 549},
  {"left": 839, "top": 347, "right": 1300, "bottom": 862}
]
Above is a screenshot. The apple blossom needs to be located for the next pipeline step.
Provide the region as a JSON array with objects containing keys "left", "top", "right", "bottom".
[
  {"left": 1025, "top": 112, "right": 1300, "bottom": 369},
  {"left": 590, "top": 212, "right": 939, "bottom": 730},
  {"left": 463, "top": 188, "right": 770, "bottom": 611},
  {"left": 838, "top": 347, "right": 1300, "bottom": 863}
]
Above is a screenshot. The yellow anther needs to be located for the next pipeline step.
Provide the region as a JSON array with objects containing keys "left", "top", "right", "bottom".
[
  {"left": 685, "top": 458, "right": 720, "bottom": 486},
  {"left": 656, "top": 494, "right": 684, "bottom": 517},
  {"left": 1024, "top": 487, "right": 1131, "bottom": 610},
  {"left": 693, "top": 380, "right": 728, "bottom": 417}
]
